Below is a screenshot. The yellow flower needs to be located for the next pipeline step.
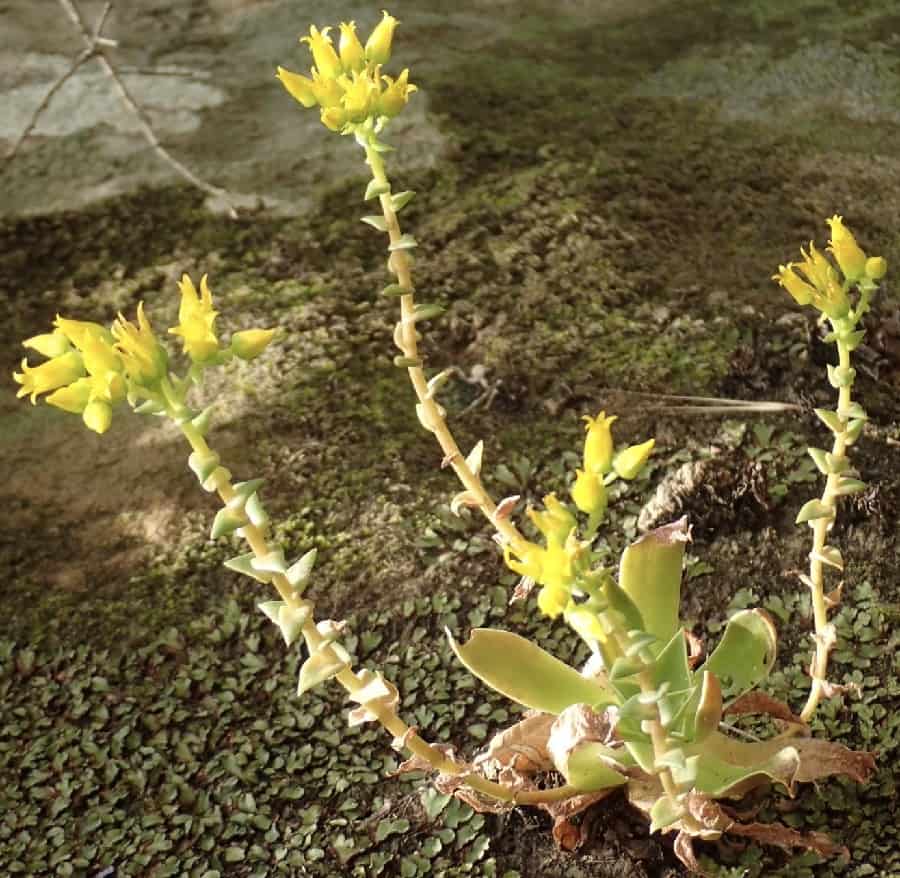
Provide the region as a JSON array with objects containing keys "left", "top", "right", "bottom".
[
  {"left": 231, "top": 328, "right": 276, "bottom": 361},
  {"left": 826, "top": 215, "right": 867, "bottom": 282},
  {"left": 612, "top": 438, "right": 655, "bottom": 480},
  {"left": 772, "top": 263, "right": 816, "bottom": 306},
  {"left": 23, "top": 329, "right": 71, "bottom": 359},
  {"left": 537, "top": 584, "right": 568, "bottom": 619},
  {"left": 504, "top": 540, "right": 544, "bottom": 581},
  {"left": 341, "top": 69, "right": 380, "bottom": 122},
  {"left": 320, "top": 106, "right": 348, "bottom": 131},
  {"left": 541, "top": 539, "right": 575, "bottom": 591},
  {"left": 339, "top": 21, "right": 366, "bottom": 72},
  {"left": 54, "top": 316, "right": 113, "bottom": 350},
  {"left": 365, "top": 10, "right": 398, "bottom": 65},
  {"left": 301, "top": 25, "right": 343, "bottom": 79},
  {"left": 275, "top": 66, "right": 318, "bottom": 108},
  {"left": 378, "top": 68, "right": 417, "bottom": 117},
  {"left": 310, "top": 69, "right": 345, "bottom": 108},
  {"left": 82, "top": 399, "right": 113, "bottom": 435},
  {"left": 113, "top": 302, "right": 168, "bottom": 383},
  {"left": 13, "top": 351, "right": 85, "bottom": 403},
  {"left": 81, "top": 335, "right": 121, "bottom": 378},
  {"left": 583, "top": 411, "right": 616, "bottom": 474},
  {"left": 795, "top": 243, "right": 849, "bottom": 318},
  {"left": 169, "top": 274, "right": 219, "bottom": 363},
  {"left": 528, "top": 493, "right": 576, "bottom": 545},
  {"left": 571, "top": 468, "right": 607, "bottom": 518},
  {"left": 46, "top": 377, "right": 93, "bottom": 414}
]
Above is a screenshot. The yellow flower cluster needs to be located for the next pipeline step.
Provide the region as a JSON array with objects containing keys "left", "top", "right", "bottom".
[
  {"left": 13, "top": 308, "right": 166, "bottom": 434},
  {"left": 13, "top": 275, "right": 275, "bottom": 434},
  {"left": 277, "top": 12, "right": 417, "bottom": 132},
  {"left": 504, "top": 412, "right": 655, "bottom": 618},
  {"left": 772, "top": 216, "right": 887, "bottom": 318}
]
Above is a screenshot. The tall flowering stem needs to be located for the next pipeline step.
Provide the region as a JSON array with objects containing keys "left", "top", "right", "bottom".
[
  {"left": 362, "top": 137, "right": 527, "bottom": 552},
  {"left": 360, "top": 134, "right": 690, "bottom": 818},
  {"left": 773, "top": 216, "right": 886, "bottom": 722},
  {"left": 164, "top": 382, "right": 578, "bottom": 807}
]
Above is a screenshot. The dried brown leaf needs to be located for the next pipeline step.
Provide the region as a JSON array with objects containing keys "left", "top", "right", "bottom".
[
  {"left": 547, "top": 703, "right": 618, "bottom": 774},
  {"left": 724, "top": 691, "right": 803, "bottom": 725},
  {"left": 727, "top": 821, "right": 847, "bottom": 859},
  {"left": 685, "top": 629, "right": 704, "bottom": 668},
  {"left": 474, "top": 711, "right": 555, "bottom": 775}
]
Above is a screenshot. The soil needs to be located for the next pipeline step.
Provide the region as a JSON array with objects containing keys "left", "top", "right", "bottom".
[{"left": 1, "top": 1, "right": 899, "bottom": 876}]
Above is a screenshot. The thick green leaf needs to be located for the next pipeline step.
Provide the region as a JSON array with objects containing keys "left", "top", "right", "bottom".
[
  {"left": 562, "top": 742, "right": 629, "bottom": 792},
  {"left": 619, "top": 518, "right": 689, "bottom": 647},
  {"left": 701, "top": 609, "right": 777, "bottom": 701},
  {"left": 649, "top": 795, "right": 686, "bottom": 834},
  {"left": 685, "top": 745, "right": 800, "bottom": 798},
  {"left": 446, "top": 628, "right": 616, "bottom": 714}
]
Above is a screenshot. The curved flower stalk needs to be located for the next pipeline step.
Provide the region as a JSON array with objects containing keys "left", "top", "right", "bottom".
[
  {"left": 773, "top": 216, "right": 887, "bottom": 722},
  {"left": 12, "top": 279, "right": 580, "bottom": 811}
]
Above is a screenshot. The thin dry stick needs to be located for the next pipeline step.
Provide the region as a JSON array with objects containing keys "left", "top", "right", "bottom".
[
  {"left": 7, "top": 0, "right": 238, "bottom": 218},
  {"left": 5, "top": 46, "right": 94, "bottom": 163}
]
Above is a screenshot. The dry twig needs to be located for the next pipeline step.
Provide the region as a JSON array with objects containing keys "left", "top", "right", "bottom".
[{"left": 5, "top": 0, "right": 239, "bottom": 218}]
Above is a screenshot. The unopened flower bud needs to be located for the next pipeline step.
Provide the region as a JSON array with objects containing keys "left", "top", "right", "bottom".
[
  {"left": 46, "top": 377, "right": 93, "bottom": 414},
  {"left": 613, "top": 439, "right": 655, "bottom": 480},
  {"left": 365, "top": 10, "right": 398, "bottom": 65},
  {"left": 232, "top": 328, "right": 276, "bottom": 361},
  {"left": 301, "top": 25, "right": 343, "bottom": 80},
  {"left": 320, "top": 106, "right": 348, "bottom": 131},
  {"left": 339, "top": 21, "right": 366, "bottom": 72},
  {"left": 865, "top": 255, "right": 887, "bottom": 280},
  {"left": 571, "top": 469, "right": 607, "bottom": 518},
  {"left": 23, "top": 330, "right": 71, "bottom": 359},
  {"left": 82, "top": 399, "right": 113, "bottom": 435},
  {"left": 537, "top": 584, "right": 568, "bottom": 619},
  {"left": 826, "top": 215, "right": 867, "bottom": 282}
]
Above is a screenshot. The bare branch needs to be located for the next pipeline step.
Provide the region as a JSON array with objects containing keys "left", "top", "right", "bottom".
[
  {"left": 4, "top": 47, "right": 94, "bottom": 163},
  {"left": 5, "top": 0, "right": 240, "bottom": 218}
]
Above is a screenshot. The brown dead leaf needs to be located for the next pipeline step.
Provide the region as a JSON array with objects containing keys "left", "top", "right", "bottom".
[
  {"left": 551, "top": 815, "right": 586, "bottom": 851},
  {"left": 474, "top": 711, "right": 555, "bottom": 775},
  {"left": 685, "top": 630, "right": 704, "bottom": 669},
  {"left": 674, "top": 831, "right": 709, "bottom": 876},
  {"left": 724, "top": 691, "right": 803, "bottom": 725},
  {"left": 541, "top": 788, "right": 615, "bottom": 850},
  {"left": 510, "top": 576, "right": 536, "bottom": 604},
  {"left": 727, "top": 821, "right": 847, "bottom": 859},
  {"left": 547, "top": 703, "right": 618, "bottom": 775}
]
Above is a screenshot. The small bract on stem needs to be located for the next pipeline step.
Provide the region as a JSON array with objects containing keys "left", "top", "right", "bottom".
[{"left": 773, "top": 216, "right": 886, "bottom": 722}]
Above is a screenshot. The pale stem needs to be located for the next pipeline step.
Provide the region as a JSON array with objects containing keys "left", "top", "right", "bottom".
[
  {"left": 800, "top": 338, "right": 852, "bottom": 723},
  {"left": 364, "top": 142, "right": 527, "bottom": 552},
  {"left": 166, "top": 395, "right": 578, "bottom": 806}
]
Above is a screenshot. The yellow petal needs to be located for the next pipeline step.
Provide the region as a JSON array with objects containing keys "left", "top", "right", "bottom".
[{"left": 276, "top": 66, "right": 318, "bottom": 108}]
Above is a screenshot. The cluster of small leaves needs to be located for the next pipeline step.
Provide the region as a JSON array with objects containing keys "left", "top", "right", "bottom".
[{"left": 0, "top": 588, "right": 576, "bottom": 877}]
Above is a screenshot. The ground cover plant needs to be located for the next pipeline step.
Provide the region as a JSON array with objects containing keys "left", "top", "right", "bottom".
[{"left": 1, "top": 3, "right": 900, "bottom": 876}]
